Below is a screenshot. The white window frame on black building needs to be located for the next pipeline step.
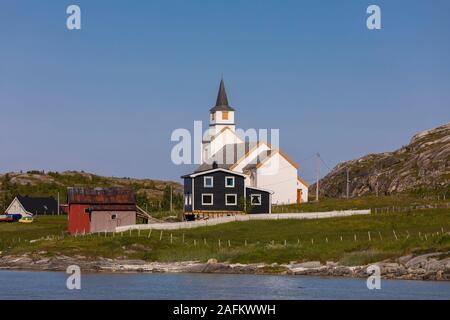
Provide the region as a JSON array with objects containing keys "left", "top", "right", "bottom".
[
  {"left": 204, "top": 176, "right": 214, "bottom": 188},
  {"left": 225, "top": 176, "right": 235, "bottom": 188},
  {"left": 202, "top": 194, "right": 214, "bottom": 205},
  {"left": 184, "top": 194, "right": 192, "bottom": 206},
  {"left": 250, "top": 194, "right": 262, "bottom": 206},
  {"left": 225, "top": 194, "right": 237, "bottom": 206}
]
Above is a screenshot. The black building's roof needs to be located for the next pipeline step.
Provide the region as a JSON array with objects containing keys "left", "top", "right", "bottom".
[
  {"left": 17, "top": 196, "right": 58, "bottom": 214},
  {"left": 209, "top": 79, "right": 235, "bottom": 112}
]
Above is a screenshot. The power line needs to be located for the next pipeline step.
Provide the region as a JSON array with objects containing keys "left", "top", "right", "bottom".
[{"left": 318, "top": 154, "right": 333, "bottom": 171}]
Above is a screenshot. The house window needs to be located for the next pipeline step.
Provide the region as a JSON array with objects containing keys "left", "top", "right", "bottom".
[
  {"left": 211, "top": 113, "right": 215, "bottom": 121},
  {"left": 111, "top": 214, "right": 117, "bottom": 220},
  {"left": 225, "top": 176, "right": 235, "bottom": 188},
  {"left": 225, "top": 194, "right": 237, "bottom": 206},
  {"left": 250, "top": 194, "right": 262, "bottom": 206},
  {"left": 185, "top": 194, "right": 192, "bottom": 206},
  {"left": 222, "top": 111, "right": 229, "bottom": 120},
  {"left": 204, "top": 176, "right": 213, "bottom": 188},
  {"left": 202, "top": 194, "right": 214, "bottom": 206}
]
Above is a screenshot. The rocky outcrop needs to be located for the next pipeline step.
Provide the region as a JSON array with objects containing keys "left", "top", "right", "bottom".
[
  {"left": 1, "top": 252, "right": 449, "bottom": 281},
  {"left": 311, "top": 122, "right": 450, "bottom": 198}
]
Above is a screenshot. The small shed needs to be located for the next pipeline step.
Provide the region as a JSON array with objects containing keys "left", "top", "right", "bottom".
[
  {"left": 67, "top": 187, "right": 136, "bottom": 234},
  {"left": 6, "top": 196, "right": 59, "bottom": 217},
  {"left": 246, "top": 187, "right": 273, "bottom": 214}
]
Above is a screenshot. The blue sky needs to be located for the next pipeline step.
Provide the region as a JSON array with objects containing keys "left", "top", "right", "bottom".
[{"left": 1, "top": 0, "right": 449, "bottom": 183}]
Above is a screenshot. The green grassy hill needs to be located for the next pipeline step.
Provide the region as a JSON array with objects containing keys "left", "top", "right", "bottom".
[{"left": 0, "top": 171, "right": 183, "bottom": 213}]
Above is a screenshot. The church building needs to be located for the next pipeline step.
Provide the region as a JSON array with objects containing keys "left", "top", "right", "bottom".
[{"left": 184, "top": 79, "right": 309, "bottom": 211}]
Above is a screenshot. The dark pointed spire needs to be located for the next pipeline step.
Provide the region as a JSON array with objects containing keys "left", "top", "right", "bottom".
[
  {"left": 210, "top": 78, "right": 235, "bottom": 112},
  {"left": 215, "top": 78, "right": 229, "bottom": 107}
]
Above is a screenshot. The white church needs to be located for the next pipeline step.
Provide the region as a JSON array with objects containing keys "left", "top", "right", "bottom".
[{"left": 196, "top": 79, "right": 309, "bottom": 204}]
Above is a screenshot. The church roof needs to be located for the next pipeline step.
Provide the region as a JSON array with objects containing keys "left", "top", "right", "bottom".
[
  {"left": 210, "top": 79, "right": 235, "bottom": 112},
  {"left": 195, "top": 142, "right": 257, "bottom": 172},
  {"left": 242, "top": 150, "right": 274, "bottom": 172}
]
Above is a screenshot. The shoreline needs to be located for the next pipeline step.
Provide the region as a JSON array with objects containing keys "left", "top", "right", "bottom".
[{"left": 1, "top": 252, "right": 449, "bottom": 281}]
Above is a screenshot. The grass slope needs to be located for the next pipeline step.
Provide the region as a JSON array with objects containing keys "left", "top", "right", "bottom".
[
  {"left": 1, "top": 209, "right": 449, "bottom": 266},
  {"left": 273, "top": 195, "right": 449, "bottom": 213}
]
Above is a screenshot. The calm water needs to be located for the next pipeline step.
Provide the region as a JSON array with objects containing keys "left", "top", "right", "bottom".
[{"left": 1, "top": 270, "right": 449, "bottom": 300}]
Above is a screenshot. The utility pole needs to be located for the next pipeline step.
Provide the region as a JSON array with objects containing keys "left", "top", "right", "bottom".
[
  {"left": 170, "top": 186, "right": 173, "bottom": 212},
  {"left": 316, "top": 153, "right": 320, "bottom": 202},
  {"left": 346, "top": 168, "right": 350, "bottom": 200}
]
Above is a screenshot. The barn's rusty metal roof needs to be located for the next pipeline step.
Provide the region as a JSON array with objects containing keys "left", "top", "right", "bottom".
[
  {"left": 88, "top": 204, "right": 136, "bottom": 212},
  {"left": 67, "top": 187, "right": 136, "bottom": 205}
]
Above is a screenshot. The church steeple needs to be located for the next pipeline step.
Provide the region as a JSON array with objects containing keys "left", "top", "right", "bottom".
[
  {"left": 210, "top": 78, "right": 235, "bottom": 112},
  {"left": 208, "top": 78, "right": 236, "bottom": 138}
]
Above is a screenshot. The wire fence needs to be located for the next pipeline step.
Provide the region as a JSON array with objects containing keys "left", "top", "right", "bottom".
[{"left": 373, "top": 202, "right": 450, "bottom": 214}]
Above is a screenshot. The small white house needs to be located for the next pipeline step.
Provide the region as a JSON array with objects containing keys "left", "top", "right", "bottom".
[{"left": 5, "top": 196, "right": 59, "bottom": 217}]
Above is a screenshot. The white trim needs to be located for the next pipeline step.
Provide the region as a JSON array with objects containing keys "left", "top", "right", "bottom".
[
  {"left": 246, "top": 186, "right": 274, "bottom": 194},
  {"left": 250, "top": 194, "right": 262, "bottom": 206},
  {"left": 191, "top": 179, "right": 195, "bottom": 211},
  {"left": 269, "top": 194, "right": 272, "bottom": 214},
  {"left": 188, "top": 168, "right": 247, "bottom": 178},
  {"left": 225, "top": 194, "right": 237, "bottom": 206},
  {"left": 201, "top": 194, "right": 214, "bottom": 206},
  {"left": 204, "top": 176, "right": 214, "bottom": 188},
  {"left": 225, "top": 176, "right": 235, "bottom": 188}
]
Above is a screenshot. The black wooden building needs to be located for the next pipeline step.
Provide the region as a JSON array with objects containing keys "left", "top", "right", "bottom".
[{"left": 182, "top": 168, "right": 272, "bottom": 218}]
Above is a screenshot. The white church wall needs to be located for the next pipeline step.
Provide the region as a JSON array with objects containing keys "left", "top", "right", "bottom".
[
  {"left": 256, "top": 153, "right": 298, "bottom": 205},
  {"left": 297, "top": 180, "right": 309, "bottom": 203},
  {"left": 207, "top": 129, "right": 242, "bottom": 159}
]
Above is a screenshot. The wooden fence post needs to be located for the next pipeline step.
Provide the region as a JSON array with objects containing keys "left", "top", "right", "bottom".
[{"left": 393, "top": 230, "right": 398, "bottom": 240}]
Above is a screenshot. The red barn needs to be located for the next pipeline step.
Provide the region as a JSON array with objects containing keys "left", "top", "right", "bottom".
[{"left": 67, "top": 187, "right": 137, "bottom": 234}]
